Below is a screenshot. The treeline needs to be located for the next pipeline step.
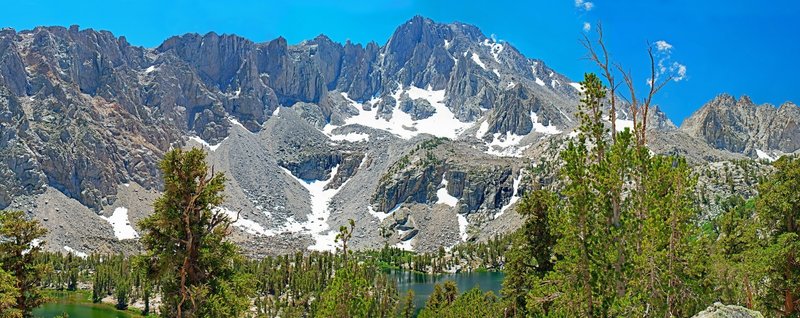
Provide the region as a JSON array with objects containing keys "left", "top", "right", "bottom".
[{"left": 369, "top": 234, "right": 512, "bottom": 274}]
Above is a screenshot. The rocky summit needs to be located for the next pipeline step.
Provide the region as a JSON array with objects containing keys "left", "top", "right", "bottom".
[{"left": 0, "top": 16, "right": 796, "bottom": 256}]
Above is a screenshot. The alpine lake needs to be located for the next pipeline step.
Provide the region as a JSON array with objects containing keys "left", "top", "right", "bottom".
[{"left": 32, "top": 271, "right": 504, "bottom": 317}]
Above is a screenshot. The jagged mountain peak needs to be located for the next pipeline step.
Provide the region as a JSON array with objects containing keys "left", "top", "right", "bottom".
[
  {"left": 778, "top": 100, "right": 798, "bottom": 109},
  {"left": 0, "top": 17, "right": 718, "bottom": 255},
  {"left": 681, "top": 94, "right": 800, "bottom": 156}
]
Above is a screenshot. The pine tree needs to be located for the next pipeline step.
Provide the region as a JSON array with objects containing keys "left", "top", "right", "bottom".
[
  {"left": 0, "top": 211, "right": 48, "bottom": 318},
  {"left": 501, "top": 189, "right": 556, "bottom": 316},
  {"left": 0, "top": 268, "right": 20, "bottom": 318},
  {"left": 755, "top": 156, "right": 800, "bottom": 315},
  {"left": 399, "top": 289, "right": 415, "bottom": 318},
  {"left": 523, "top": 72, "right": 704, "bottom": 317},
  {"left": 138, "top": 148, "right": 253, "bottom": 317}
]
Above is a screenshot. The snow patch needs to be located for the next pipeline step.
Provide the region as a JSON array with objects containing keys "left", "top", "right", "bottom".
[
  {"left": 567, "top": 130, "right": 580, "bottom": 138},
  {"left": 535, "top": 78, "right": 545, "bottom": 86},
  {"left": 187, "top": 136, "right": 226, "bottom": 152},
  {"left": 613, "top": 118, "right": 635, "bottom": 132},
  {"left": 475, "top": 120, "right": 490, "bottom": 139},
  {"left": 395, "top": 233, "right": 415, "bottom": 251},
  {"left": 457, "top": 214, "right": 469, "bottom": 242},
  {"left": 229, "top": 117, "right": 248, "bottom": 131},
  {"left": 569, "top": 82, "right": 585, "bottom": 92},
  {"left": 323, "top": 88, "right": 470, "bottom": 140},
  {"left": 756, "top": 149, "right": 776, "bottom": 162},
  {"left": 471, "top": 52, "right": 487, "bottom": 70},
  {"left": 329, "top": 132, "right": 370, "bottom": 143},
  {"left": 144, "top": 66, "right": 157, "bottom": 74},
  {"left": 485, "top": 132, "right": 529, "bottom": 157},
  {"left": 23, "top": 239, "right": 42, "bottom": 255},
  {"left": 63, "top": 246, "right": 88, "bottom": 259},
  {"left": 482, "top": 38, "right": 504, "bottom": 63},
  {"left": 444, "top": 39, "right": 451, "bottom": 49},
  {"left": 367, "top": 206, "right": 392, "bottom": 222},
  {"left": 436, "top": 179, "right": 459, "bottom": 207},
  {"left": 531, "top": 112, "right": 562, "bottom": 135},
  {"left": 99, "top": 207, "right": 138, "bottom": 240},
  {"left": 488, "top": 132, "right": 525, "bottom": 149},
  {"left": 216, "top": 207, "right": 271, "bottom": 236},
  {"left": 280, "top": 165, "right": 349, "bottom": 252}
]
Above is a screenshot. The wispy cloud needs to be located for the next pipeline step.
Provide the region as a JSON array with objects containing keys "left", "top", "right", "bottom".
[
  {"left": 575, "top": 0, "right": 594, "bottom": 11},
  {"left": 655, "top": 40, "right": 673, "bottom": 52},
  {"left": 650, "top": 40, "right": 687, "bottom": 84},
  {"left": 583, "top": 22, "right": 591, "bottom": 32}
]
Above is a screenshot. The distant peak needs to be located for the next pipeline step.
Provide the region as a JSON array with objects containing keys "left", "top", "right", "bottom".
[
  {"left": 737, "top": 95, "right": 753, "bottom": 105},
  {"left": 408, "top": 15, "right": 433, "bottom": 25},
  {"left": 313, "top": 34, "right": 333, "bottom": 43},
  {"left": 779, "top": 101, "right": 799, "bottom": 110},
  {"left": 710, "top": 93, "right": 736, "bottom": 105}
]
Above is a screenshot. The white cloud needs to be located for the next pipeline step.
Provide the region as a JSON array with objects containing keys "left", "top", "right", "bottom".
[
  {"left": 575, "top": 0, "right": 594, "bottom": 11},
  {"left": 650, "top": 40, "right": 688, "bottom": 84},
  {"left": 671, "top": 62, "right": 687, "bottom": 81},
  {"left": 583, "top": 22, "right": 591, "bottom": 32},
  {"left": 655, "top": 40, "right": 673, "bottom": 52}
]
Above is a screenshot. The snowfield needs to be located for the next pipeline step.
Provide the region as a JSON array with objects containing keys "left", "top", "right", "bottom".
[
  {"left": 99, "top": 207, "right": 139, "bottom": 240},
  {"left": 436, "top": 179, "right": 459, "bottom": 207},
  {"left": 280, "top": 165, "right": 348, "bottom": 252},
  {"left": 484, "top": 132, "right": 530, "bottom": 157},
  {"left": 323, "top": 87, "right": 471, "bottom": 140}
]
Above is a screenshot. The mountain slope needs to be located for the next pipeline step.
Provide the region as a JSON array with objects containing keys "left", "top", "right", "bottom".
[
  {"left": 0, "top": 17, "right": 789, "bottom": 256},
  {"left": 680, "top": 94, "right": 800, "bottom": 160}
]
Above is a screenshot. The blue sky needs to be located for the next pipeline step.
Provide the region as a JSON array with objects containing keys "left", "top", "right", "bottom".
[{"left": 3, "top": 0, "right": 798, "bottom": 124}]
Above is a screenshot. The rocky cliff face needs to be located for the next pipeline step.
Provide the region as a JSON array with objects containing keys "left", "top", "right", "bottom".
[
  {"left": 0, "top": 17, "right": 794, "bottom": 255},
  {"left": 681, "top": 94, "right": 800, "bottom": 158}
]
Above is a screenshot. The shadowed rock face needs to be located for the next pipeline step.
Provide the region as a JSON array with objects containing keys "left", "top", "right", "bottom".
[
  {"left": 681, "top": 94, "right": 800, "bottom": 155},
  {"left": 371, "top": 139, "right": 522, "bottom": 216}
]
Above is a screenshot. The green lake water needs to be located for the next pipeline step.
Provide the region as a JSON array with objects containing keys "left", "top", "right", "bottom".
[
  {"left": 33, "top": 271, "right": 504, "bottom": 317},
  {"left": 33, "top": 303, "right": 137, "bottom": 318},
  {"left": 390, "top": 270, "right": 505, "bottom": 310},
  {"left": 32, "top": 291, "right": 139, "bottom": 318}
]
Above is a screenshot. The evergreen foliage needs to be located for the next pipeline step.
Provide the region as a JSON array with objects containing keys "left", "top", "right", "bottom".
[
  {"left": 0, "top": 211, "right": 48, "bottom": 318},
  {"left": 138, "top": 148, "right": 253, "bottom": 317}
]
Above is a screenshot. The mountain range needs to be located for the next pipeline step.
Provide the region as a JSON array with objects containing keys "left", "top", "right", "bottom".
[{"left": 0, "top": 16, "right": 797, "bottom": 256}]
